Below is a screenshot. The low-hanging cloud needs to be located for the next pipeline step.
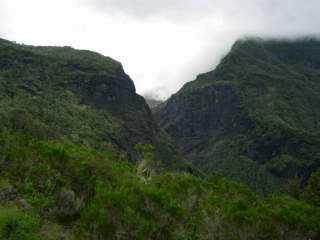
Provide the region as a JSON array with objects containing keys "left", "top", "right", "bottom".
[
  {"left": 88, "top": 0, "right": 320, "bottom": 35},
  {"left": 86, "top": 0, "right": 217, "bottom": 20},
  {"left": 1, "top": 0, "right": 320, "bottom": 99},
  {"left": 86, "top": 0, "right": 320, "bottom": 98},
  {"left": 0, "top": 2, "right": 8, "bottom": 38}
]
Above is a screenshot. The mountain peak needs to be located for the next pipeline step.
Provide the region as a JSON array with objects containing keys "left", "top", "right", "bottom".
[{"left": 155, "top": 37, "right": 320, "bottom": 192}]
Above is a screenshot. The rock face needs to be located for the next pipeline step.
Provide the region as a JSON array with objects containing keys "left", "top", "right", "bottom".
[
  {"left": 0, "top": 38, "right": 158, "bottom": 159},
  {"left": 155, "top": 38, "right": 320, "bottom": 192},
  {"left": 157, "top": 83, "right": 249, "bottom": 153}
]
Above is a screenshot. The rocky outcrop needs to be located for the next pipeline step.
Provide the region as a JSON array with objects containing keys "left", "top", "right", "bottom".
[{"left": 156, "top": 83, "right": 251, "bottom": 153}]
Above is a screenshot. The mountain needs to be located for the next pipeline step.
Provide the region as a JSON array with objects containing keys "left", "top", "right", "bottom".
[
  {"left": 155, "top": 37, "right": 320, "bottom": 192},
  {"left": 0, "top": 37, "right": 319, "bottom": 239},
  {"left": 144, "top": 96, "right": 163, "bottom": 109},
  {"left": 0, "top": 38, "right": 164, "bottom": 160}
]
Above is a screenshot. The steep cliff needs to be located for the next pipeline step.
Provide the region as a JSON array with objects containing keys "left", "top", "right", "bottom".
[
  {"left": 155, "top": 38, "right": 320, "bottom": 192},
  {"left": 0, "top": 38, "right": 158, "bottom": 159},
  {"left": 0, "top": 38, "right": 319, "bottom": 239}
]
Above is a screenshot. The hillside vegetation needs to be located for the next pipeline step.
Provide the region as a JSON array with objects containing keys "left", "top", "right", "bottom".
[
  {"left": 0, "top": 38, "right": 159, "bottom": 160},
  {"left": 0, "top": 133, "right": 319, "bottom": 239},
  {"left": 0, "top": 38, "right": 319, "bottom": 239},
  {"left": 156, "top": 38, "right": 320, "bottom": 193}
]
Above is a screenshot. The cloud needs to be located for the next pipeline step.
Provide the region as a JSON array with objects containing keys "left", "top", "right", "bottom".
[
  {"left": 87, "top": 0, "right": 273, "bottom": 23},
  {"left": 0, "top": 2, "right": 9, "bottom": 38},
  {"left": 88, "top": 0, "right": 318, "bottom": 26},
  {"left": 85, "top": 0, "right": 215, "bottom": 20},
  {"left": 87, "top": 0, "right": 320, "bottom": 36},
  {"left": 85, "top": 0, "right": 320, "bottom": 99},
  {"left": 1, "top": 0, "right": 320, "bottom": 99}
]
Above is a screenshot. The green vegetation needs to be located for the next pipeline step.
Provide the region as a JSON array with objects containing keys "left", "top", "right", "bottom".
[
  {"left": 301, "top": 170, "right": 320, "bottom": 207},
  {"left": 0, "top": 37, "right": 319, "bottom": 239},
  {"left": 156, "top": 38, "right": 320, "bottom": 193},
  {"left": 0, "top": 38, "right": 124, "bottom": 149},
  {"left": 0, "top": 205, "right": 41, "bottom": 240},
  {"left": 0, "top": 132, "right": 318, "bottom": 239}
]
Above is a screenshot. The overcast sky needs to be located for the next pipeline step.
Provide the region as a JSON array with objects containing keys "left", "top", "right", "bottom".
[{"left": 1, "top": 0, "right": 320, "bottom": 99}]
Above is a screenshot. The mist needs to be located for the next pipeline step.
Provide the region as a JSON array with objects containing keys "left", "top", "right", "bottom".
[{"left": 1, "top": 0, "right": 320, "bottom": 99}]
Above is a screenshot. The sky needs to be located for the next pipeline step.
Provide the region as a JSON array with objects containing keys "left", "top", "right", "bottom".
[{"left": 0, "top": 0, "right": 320, "bottom": 99}]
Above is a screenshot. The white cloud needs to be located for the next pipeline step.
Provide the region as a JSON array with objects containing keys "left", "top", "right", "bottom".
[{"left": 1, "top": 0, "right": 320, "bottom": 99}]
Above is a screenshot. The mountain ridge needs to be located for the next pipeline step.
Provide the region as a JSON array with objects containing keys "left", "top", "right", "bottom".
[
  {"left": 0, "top": 38, "right": 161, "bottom": 161},
  {"left": 155, "top": 37, "right": 320, "bottom": 192},
  {"left": 0, "top": 37, "right": 319, "bottom": 239}
]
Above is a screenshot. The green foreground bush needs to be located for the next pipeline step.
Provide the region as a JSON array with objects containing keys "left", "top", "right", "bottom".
[{"left": 0, "top": 132, "right": 319, "bottom": 239}]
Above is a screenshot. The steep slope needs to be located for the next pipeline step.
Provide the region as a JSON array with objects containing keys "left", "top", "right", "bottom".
[
  {"left": 0, "top": 38, "right": 319, "bottom": 240},
  {"left": 155, "top": 38, "right": 320, "bottom": 192},
  {"left": 0, "top": 38, "right": 158, "bottom": 159}
]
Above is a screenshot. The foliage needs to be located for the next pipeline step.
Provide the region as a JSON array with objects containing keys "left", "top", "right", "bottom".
[
  {"left": 0, "top": 132, "right": 318, "bottom": 239},
  {"left": 156, "top": 37, "right": 320, "bottom": 192},
  {"left": 0, "top": 37, "right": 160, "bottom": 162},
  {"left": 303, "top": 170, "right": 320, "bottom": 206},
  {"left": 0, "top": 37, "right": 319, "bottom": 239},
  {"left": 0, "top": 205, "right": 41, "bottom": 240}
]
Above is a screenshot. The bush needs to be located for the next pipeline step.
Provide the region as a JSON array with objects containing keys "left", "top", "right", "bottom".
[{"left": 0, "top": 205, "right": 41, "bottom": 240}]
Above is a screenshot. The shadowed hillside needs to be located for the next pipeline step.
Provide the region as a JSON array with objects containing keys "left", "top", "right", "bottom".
[
  {"left": 155, "top": 38, "right": 320, "bottom": 193},
  {"left": 0, "top": 38, "right": 163, "bottom": 160},
  {"left": 0, "top": 38, "right": 319, "bottom": 239}
]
